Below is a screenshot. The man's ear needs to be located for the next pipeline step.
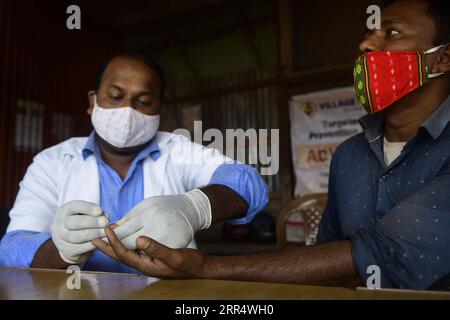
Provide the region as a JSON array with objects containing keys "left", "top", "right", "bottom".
[
  {"left": 431, "top": 44, "right": 450, "bottom": 74},
  {"left": 87, "top": 91, "right": 96, "bottom": 115}
]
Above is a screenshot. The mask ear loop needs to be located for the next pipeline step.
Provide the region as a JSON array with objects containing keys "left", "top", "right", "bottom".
[
  {"left": 424, "top": 44, "right": 447, "bottom": 54},
  {"left": 92, "top": 94, "right": 102, "bottom": 108},
  {"left": 425, "top": 44, "right": 448, "bottom": 78}
]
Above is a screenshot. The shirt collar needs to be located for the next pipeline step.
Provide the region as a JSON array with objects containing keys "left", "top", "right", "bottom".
[
  {"left": 359, "top": 94, "right": 450, "bottom": 142},
  {"left": 421, "top": 94, "right": 450, "bottom": 140},
  {"left": 82, "top": 131, "right": 161, "bottom": 162}
]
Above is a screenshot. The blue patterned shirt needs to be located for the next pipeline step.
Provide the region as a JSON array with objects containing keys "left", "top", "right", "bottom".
[{"left": 317, "top": 94, "right": 450, "bottom": 290}]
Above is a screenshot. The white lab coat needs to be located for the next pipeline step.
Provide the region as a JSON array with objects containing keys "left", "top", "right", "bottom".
[{"left": 7, "top": 132, "right": 231, "bottom": 246}]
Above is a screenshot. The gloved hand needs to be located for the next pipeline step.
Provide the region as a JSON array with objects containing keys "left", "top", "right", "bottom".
[
  {"left": 113, "top": 189, "right": 212, "bottom": 250},
  {"left": 51, "top": 200, "right": 109, "bottom": 264}
]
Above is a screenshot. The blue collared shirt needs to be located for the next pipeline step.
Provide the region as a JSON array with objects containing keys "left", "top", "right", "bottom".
[
  {"left": 0, "top": 132, "right": 268, "bottom": 271},
  {"left": 317, "top": 94, "right": 450, "bottom": 290}
]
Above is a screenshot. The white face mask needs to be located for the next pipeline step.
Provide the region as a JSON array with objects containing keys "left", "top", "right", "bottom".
[{"left": 91, "top": 96, "right": 160, "bottom": 148}]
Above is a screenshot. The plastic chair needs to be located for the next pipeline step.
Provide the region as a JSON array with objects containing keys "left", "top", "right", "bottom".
[{"left": 276, "top": 193, "right": 328, "bottom": 250}]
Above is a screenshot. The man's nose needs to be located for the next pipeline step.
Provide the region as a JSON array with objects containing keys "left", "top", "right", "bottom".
[
  {"left": 359, "top": 30, "right": 382, "bottom": 53},
  {"left": 123, "top": 97, "right": 135, "bottom": 108}
]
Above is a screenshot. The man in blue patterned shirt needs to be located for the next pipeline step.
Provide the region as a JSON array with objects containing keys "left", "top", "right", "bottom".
[{"left": 94, "top": 0, "right": 450, "bottom": 290}]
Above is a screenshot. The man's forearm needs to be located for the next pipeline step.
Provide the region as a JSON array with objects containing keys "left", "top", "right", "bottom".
[
  {"left": 31, "top": 238, "right": 70, "bottom": 269},
  {"left": 201, "top": 241, "right": 363, "bottom": 287},
  {"left": 201, "top": 185, "right": 248, "bottom": 223}
]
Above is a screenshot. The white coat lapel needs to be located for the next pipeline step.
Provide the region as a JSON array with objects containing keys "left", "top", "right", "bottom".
[
  {"left": 143, "top": 157, "right": 166, "bottom": 198},
  {"left": 60, "top": 155, "right": 100, "bottom": 206}
]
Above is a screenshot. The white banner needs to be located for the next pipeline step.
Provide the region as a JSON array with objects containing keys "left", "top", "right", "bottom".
[{"left": 290, "top": 87, "right": 365, "bottom": 196}]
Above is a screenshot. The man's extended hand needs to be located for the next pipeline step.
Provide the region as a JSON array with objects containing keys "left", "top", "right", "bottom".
[
  {"left": 93, "top": 226, "right": 363, "bottom": 287},
  {"left": 92, "top": 226, "right": 207, "bottom": 279}
]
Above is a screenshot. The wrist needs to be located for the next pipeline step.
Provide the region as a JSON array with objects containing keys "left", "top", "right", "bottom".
[
  {"left": 58, "top": 251, "right": 88, "bottom": 265},
  {"left": 197, "top": 254, "right": 224, "bottom": 280},
  {"left": 184, "top": 189, "right": 212, "bottom": 230},
  {"left": 200, "top": 185, "right": 249, "bottom": 223},
  {"left": 52, "top": 235, "right": 92, "bottom": 265},
  {"left": 197, "top": 253, "right": 213, "bottom": 279},
  {"left": 32, "top": 238, "right": 70, "bottom": 269}
]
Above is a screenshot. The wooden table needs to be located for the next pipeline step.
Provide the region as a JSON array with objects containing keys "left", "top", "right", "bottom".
[{"left": 1, "top": 267, "right": 449, "bottom": 300}]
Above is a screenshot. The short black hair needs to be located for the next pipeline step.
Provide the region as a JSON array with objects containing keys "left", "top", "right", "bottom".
[
  {"left": 94, "top": 53, "right": 166, "bottom": 103},
  {"left": 384, "top": 0, "right": 450, "bottom": 44}
]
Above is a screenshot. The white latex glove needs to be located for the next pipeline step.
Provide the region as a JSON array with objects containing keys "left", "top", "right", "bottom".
[
  {"left": 113, "top": 189, "right": 212, "bottom": 250},
  {"left": 51, "top": 200, "right": 109, "bottom": 264}
]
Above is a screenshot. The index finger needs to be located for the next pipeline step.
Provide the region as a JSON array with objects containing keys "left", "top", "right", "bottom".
[
  {"left": 92, "top": 238, "right": 119, "bottom": 260},
  {"left": 65, "top": 215, "right": 109, "bottom": 230},
  {"left": 104, "top": 226, "right": 142, "bottom": 270},
  {"left": 62, "top": 200, "right": 104, "bottom": 218}
]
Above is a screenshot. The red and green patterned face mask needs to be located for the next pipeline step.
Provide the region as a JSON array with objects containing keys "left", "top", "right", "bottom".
[{"left": 353, "top": 45, "right": 446, "bottom": 114}]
